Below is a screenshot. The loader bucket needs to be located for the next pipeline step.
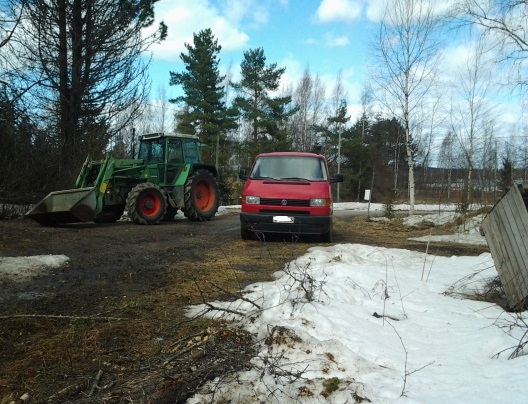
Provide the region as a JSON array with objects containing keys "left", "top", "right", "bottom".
[{"left": 25, "top": 187, "right": 97, "bottom": 225}]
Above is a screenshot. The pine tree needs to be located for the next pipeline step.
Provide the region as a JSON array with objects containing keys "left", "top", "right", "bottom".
[
  {"left": 169, "top": 28, "right": 237, "bottom": 162},
  {"left": 232, "top": 47, "right": 296, "bottom": 159},
  {"left": 20, "top": 0, "right": 167, "bottom": 180}
]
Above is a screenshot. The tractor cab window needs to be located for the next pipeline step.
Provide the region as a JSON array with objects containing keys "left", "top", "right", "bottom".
[
  {"left": 138, "top": 139, "right": 164, "bottom": 163},
  {"left": 183, "top": 140, "right": 200, "bottom": 163},
  {"left": 167, "top": 139, "right": 183, "bottom": 163}
]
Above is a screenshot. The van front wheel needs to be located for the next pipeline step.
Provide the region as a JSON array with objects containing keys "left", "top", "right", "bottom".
[
  {"left": 241, "top": 224, "right": 254, "bottom": 240},
  {"left": 321, "top": 226, "right": 333, "bottom": 243}
]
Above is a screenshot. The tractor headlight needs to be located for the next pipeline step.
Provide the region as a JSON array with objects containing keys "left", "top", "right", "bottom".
[
  {"left": 310, "top": 198, "right": 329, "bottom": 207},
  {"left": 244, "top": 196, "right": 260, "bottom": 204}
]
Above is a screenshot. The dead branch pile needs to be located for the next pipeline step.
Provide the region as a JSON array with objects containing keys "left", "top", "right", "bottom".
[{"left": 45, "top": 323, "right": 257, "bottom": 403}]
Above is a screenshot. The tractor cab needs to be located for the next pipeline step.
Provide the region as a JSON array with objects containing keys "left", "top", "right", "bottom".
[{"left": 137, "top": 133, "right": 202, "bottom": 164}]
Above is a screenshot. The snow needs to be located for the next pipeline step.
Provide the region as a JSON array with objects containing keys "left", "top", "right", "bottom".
[
  {"left": 4, "top": 203, "right": 527, "bottom": 403},
  {"left": 183, "top": 203, "right": 528, "bottom": 403},
  {"left": 0, "top": 254, "right": 69, "bottom": 281}
]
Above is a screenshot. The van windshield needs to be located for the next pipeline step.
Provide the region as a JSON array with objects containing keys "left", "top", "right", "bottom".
[{"left": 250, "top": 156, "right": 328, "bottom": 181}]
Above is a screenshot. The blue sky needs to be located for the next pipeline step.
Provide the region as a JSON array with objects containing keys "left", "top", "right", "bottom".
[
  {"left": 144, "top": 0, "right": 524, "bottom": 131},
  {"left": 146, "top": 0, "right": 385, "bottom": 118}
]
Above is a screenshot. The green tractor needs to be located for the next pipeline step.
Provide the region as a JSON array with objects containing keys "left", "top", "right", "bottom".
[{"left": 26, "top": 133, "right": 220, "bottom": 226}]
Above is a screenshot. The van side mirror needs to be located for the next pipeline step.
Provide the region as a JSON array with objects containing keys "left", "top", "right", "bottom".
[
  {"left": 239, "top": 168, "right": 248, "bottom": 181},
  {"left": 331, "top": 174, "right": 344, "bottom": 183}
]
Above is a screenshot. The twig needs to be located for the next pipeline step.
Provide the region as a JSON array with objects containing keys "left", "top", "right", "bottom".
[
  {"left": 193, "top": 278, "right": 245, "bottom": 318},
  {"left": 421, "top": 228, "right": 432, "bottom": 281},
  {"left": 0, "top": 314, "right": 131, "bottom": 321},
  {"left": 88, "top": 370, "right": 103, "bottom": 396},
  {"left": 384, "top": 319, "right": 408, "bottom": 397},
  {"left": 391, "top": 258, "right": 407, "bottom": 319},
  {"left": 426, "top": 252, "right": 437, "bottom": 283},
  {"left": 209, "top": 281, "right": 261, "bottom": 309},
  {"left": 204, "top": 302, "right": 245, "bottom": 317}
]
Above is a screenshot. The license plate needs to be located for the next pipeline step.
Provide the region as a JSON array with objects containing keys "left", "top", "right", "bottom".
[{"left": 273, "top": 216, "right": 294, "bottom": 223}]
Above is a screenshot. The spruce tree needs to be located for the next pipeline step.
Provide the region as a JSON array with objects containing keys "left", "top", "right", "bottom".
[
  {"left": 169, "top": 28, "right": 236, "bottom": 162},
  {"left": 232, "top": 47, "right": 296, "bottom": 159}
]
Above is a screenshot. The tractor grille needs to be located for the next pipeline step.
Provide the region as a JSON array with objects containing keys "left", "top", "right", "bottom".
[{"left": 260, "top": 198, "right": 310, "bottom": 207}]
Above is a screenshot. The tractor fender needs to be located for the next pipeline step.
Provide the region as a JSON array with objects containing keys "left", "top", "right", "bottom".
[{"left": 190, "top": 163, "right": 218, "bottom": 178}]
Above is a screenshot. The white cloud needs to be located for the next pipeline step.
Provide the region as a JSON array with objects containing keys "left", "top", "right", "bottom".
[
  {"left": 364, "top": 0, "right": 386, "bottom": 21},
  {"left": 277, "top": 54, "right": 305, "bottom": 93},
  {"left": 219, "top": 0, "right": 282, "bottom": 29},
  {"left": 324, "top": 33, "right": 350, "bottom": 47},
  {"left": 315, "top": 0, "right": 362, "bottom": 24},
  {"left": 148, "top": 0, "right": 252, "bottom": 62}
]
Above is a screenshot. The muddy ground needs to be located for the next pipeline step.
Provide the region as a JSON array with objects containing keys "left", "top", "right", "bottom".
[{"left": 0, "top": 210, "right": 489, "bottom": 403}]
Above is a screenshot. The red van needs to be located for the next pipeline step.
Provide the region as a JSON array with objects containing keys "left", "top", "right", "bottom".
[{"left": 239, "top": 152, "right": 343, "bottom": 241}]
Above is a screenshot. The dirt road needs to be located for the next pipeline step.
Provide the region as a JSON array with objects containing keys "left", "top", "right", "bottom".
[
  {"left": 1, "top": 212, "right": 241, "bottom": 311},
  {"left": 0, "top": 210, "right": 488, "bottom": 403}
]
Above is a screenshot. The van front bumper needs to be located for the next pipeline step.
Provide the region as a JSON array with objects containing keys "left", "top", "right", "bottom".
[{"left": 240, "top": 212, "right": 332, "bottom": 236}]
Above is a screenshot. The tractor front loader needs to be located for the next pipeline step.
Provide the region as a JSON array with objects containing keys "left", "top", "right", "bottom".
[{"left": 26, "top": 133, "right": 220, "bottom": 226}]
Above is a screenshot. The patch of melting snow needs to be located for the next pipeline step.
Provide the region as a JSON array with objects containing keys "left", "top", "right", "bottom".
[
  {"left": 406, "top": 213, "right": 488, "bottom": 246},
  {"left": 0, "top": 255, "right": 69, "bottom": 281}
]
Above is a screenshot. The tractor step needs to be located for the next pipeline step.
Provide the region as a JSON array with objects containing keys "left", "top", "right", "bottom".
[{"left": 25, "top": 187, "right": 97, "bottom": 225}]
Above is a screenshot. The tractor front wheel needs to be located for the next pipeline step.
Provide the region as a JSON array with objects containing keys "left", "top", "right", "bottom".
[
  {"left": 183, "top": 169, "right": 220, "bottom": 221},
  {"left": 126, "top": 183, "right": 167, "bottom": 225}
]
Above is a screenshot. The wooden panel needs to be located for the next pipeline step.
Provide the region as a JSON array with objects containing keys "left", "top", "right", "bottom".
[{"left": 482, "top": 186, "right": 528, "bottom": 309}]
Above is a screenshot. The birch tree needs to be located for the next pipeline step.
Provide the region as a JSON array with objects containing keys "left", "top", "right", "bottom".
[
  {"left": 457, "top": 0, "right": 528, "bottom": 88},
  {"left": 289, "top": 67, "right": 327, "bottom": 151},
  {"left": 450, "top": 37, "right": 496, "bottom": 210},
  {"left": 371, "top": 0, "right": 443, "bottom": 215}
]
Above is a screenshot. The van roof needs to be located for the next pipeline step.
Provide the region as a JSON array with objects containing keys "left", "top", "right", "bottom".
[{"left": 255, "top": 152, "right": 324, "bottom": 158}]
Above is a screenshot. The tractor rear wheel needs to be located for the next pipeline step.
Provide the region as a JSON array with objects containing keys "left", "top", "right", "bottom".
[
  {"left": 183, "top": 169, "right": 220, "bottom": 221},
  {"left": 126, "top": 183, "right": 167, "bottom": 225}
]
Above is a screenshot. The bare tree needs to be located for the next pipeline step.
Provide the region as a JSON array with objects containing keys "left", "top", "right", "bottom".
[
  {"left": 291, "top": 67, "right": 314, "bottom": 151},
  {"left": 0, "top": 0, "right": 26, "bottom": 89},
  {"left": 355, "top": 83, "right": 374, "bottom": 201},
  {"left": 152, "top": 85, "right": 175, "bottom": 133},
  {"left": 414, "top": 86, "right": 446, "bottom": 186},
  {"left": 0, "top": 1, "right": 23, "bottom": 50},
  {"left": 477, "top": 120, "right": 498, "bottom": 204},
  {"left": 449, "top": 37, "right": 496, "bottom": 209},
  {"left": 289, "top": 67, "right": 327, "bottom": 152},
  {"left": 16, "top": 0, "right": 166, "bottom": 179},
  {"left": 371, "top": 0, "right": 443, "bottom": 215},
  {"left": 457, "top": 0, "right": 528, "bottom": 88}
]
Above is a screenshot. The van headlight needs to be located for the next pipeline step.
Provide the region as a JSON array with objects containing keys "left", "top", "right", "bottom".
[
  {"left": 310, "top": 198, "right": 329, "bottom": 207},
  {"left": 244, "top": 196, "right": 260, "bottom": 204}
]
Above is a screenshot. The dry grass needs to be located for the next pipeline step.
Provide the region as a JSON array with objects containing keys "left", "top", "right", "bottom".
[{"left": 1, "top": 214, "right": 490, "bottom": 402}]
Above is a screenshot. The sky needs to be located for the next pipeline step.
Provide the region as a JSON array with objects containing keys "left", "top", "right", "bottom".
[
  {"left": 4, "top": 203, "right": 527, "bottom": 402},
  {"left": 143, "top": 0, "right": 410, "bottom": 120},
  {"left": 143, "top": 0, "right": 525, "bottom": 133}
]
